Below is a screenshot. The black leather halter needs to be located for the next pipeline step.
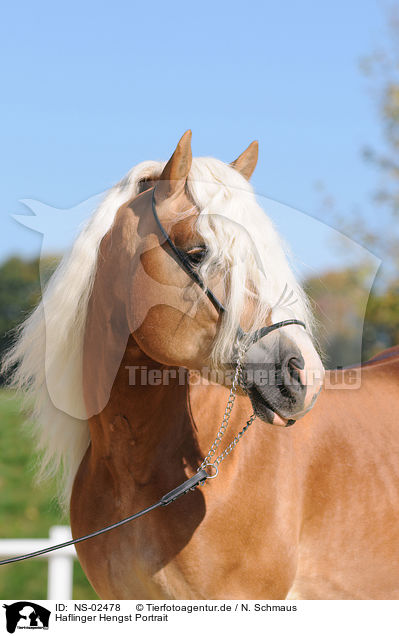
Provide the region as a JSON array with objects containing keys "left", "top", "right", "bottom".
[{"left": 151, "top": 188, "right": 306, "bottom": 345}]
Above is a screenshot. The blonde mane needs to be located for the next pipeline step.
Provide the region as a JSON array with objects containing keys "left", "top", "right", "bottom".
[{"left": 2, "top": 157, "right": 313, "bottom": 509}]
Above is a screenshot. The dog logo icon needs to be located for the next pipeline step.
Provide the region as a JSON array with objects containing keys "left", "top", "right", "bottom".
[{"left": 2, "top": 602, "right": 50, "bottom": 633}]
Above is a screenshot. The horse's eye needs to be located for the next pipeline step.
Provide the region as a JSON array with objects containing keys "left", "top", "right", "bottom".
[{"left": 186, "top": 246, "right": 207, "bottom": 265}]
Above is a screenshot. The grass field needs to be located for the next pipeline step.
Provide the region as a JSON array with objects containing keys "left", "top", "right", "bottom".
[{"left": 0, "top": 389, "right": 98, "bottom": 599}]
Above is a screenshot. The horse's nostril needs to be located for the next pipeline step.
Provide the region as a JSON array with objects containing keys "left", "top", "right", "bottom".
[
  {"left": 288, "top": 363, "right": 300, "bottom": 384},
  {"left": 288, "top": 355, "right": 305, "bottom": 370},
  {"left": 287, "top": 357, "right": 306, "bottom": 387}
]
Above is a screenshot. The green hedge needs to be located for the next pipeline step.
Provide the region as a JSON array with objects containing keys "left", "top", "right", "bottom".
[{"left": 0, "top": 389, "right": 98, "bottom": 599}]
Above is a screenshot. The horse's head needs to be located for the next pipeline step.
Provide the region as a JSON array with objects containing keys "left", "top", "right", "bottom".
[{"left": 112, "top": 130, "right": 324, "bottom": 425}]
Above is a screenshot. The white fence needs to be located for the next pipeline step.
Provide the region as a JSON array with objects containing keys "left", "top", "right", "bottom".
[{"left": 0, "top": 526, "right": 76, "bottom": 599}]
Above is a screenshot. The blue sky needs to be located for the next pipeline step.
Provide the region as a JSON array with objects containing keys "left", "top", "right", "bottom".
[{"left": 0, "top": 0, "right": 390, "bottom": 277}]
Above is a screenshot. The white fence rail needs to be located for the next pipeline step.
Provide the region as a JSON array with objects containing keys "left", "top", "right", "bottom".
[{"left": 0, "top": 526, "right": 76, "bottom": 599}]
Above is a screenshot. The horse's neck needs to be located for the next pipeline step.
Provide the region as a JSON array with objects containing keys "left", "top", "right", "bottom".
[
  {"left": 83, "top": 318, "right": 254, "bottom": 490},
  {"left": 84, "top": 319, "right": 203, "bottom": 479}
]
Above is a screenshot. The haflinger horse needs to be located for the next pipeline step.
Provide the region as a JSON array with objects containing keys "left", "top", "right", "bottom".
[{"left": 4, "top": 131, "right": 399, "bottom": 600}]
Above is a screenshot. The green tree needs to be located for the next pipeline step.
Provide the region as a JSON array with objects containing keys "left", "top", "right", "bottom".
[
  {"left": 309, "top": 10, "right": 399, "bottom": 365},
  {"left": 305, "top": 264, "right": 378, "bottom": 368}
]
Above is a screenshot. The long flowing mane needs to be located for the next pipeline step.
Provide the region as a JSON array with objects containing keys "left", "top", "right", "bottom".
[{"left": 2, "top": 157, "right": 313, "bottom": 509}]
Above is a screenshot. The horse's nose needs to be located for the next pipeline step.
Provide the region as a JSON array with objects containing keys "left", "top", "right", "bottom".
[{"left": 243, "top": 329, "right": 323, "bottom": 424}]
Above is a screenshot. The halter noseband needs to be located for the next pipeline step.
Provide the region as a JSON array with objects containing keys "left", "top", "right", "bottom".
[{"left": 151, "top": 188, "right": 306, "bottom": 345}]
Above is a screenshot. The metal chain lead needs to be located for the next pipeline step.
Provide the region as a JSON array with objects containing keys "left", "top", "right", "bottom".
[
  {"left": 200, "top": 349, "right": 257, "bottom": 473},
  {"left": 212, "top": 412, "right": 257, "bottom": 466}
]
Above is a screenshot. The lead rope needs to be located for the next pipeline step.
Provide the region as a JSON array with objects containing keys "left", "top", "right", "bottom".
[{"left": 0, "top": 353, "right": 256, "bottom": 566}]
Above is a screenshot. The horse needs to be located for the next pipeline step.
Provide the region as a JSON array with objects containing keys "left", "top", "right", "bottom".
[{"left": 4, "top": 131, "right": 399, "bottom": 600}]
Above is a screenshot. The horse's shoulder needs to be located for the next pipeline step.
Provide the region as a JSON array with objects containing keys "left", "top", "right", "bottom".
[{"left": 363, "top": 345, "right": 399, "bottom": 367}]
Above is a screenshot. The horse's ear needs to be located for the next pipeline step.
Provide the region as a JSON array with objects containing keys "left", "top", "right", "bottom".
[
  {"left": 157, "top": 130, "right": 192, "bottom": 198},
  {"left": 231, "top": 141, "right": 258, "bottom": 180}
]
